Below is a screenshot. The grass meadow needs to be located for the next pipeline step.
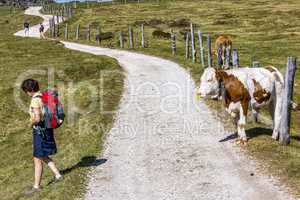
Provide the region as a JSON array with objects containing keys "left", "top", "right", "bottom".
[
  {"left": 48, "top": 0, "right": 300, "bottom": 196},
  {"left": 0, "top": 7, "right": 123, "bottom": 200}
]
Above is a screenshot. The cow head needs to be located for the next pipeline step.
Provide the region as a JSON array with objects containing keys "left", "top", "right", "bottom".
[{"left": 197, "top": 67, "right": 220, "bottom": 99}]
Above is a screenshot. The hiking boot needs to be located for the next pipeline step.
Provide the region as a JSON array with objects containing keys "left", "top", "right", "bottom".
[
  {"left": 24, "top": 187, "right": 41, "bottom": 196},
  {"left": 54, "top": 175, "right": 64, "bottom": 183},
  {"left": 48, "top": 175, "right": 64, "bottom": 186}
]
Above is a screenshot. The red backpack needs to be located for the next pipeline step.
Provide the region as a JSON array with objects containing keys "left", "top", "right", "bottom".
[{"left": 38, "top": 89, "right": 65, "bottom": 129}]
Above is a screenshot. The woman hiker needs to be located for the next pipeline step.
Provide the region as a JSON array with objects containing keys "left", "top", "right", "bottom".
[
  {"left": 39, "top": 23, "right": 45, "bottom": 39},
  {"left": 24, "top": 21, "right": 29, "bottom": 37},
  {"left": 21, "top": 79, "right": 63, "bottom": 195}
]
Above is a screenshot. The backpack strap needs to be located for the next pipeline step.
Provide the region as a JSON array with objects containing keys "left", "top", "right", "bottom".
[
  {"left": 32, "top": 92, "right": 42, "bottom": 99},
  {"left": 33, "top": 95, "right": 42, "bottom": 99}
]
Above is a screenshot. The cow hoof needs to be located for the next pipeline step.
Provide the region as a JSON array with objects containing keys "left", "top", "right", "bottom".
[
  {"left": 241, "top": 139, "right": 248, "bottom": 146},
  {"left": 272, "top": 134, "right": 279, "bottom": 140},
  {"left": 235, "top": 139, "right": 248, "bottom": 146},
  {"left": 292, "top": 101, "right": 298, "bottom": 110},
  {"left": 272, "top": 131, "right": 279, "bottom": 140},
  {"left": 235, "top": 139, "right": 241, "bottom": 145},
  {"left": 242, "top": 140, "right": 248, "bottom": 146},
  {"left": 253, "top": 116, "right": 258, "bottom": 123},
  {"left": 230, "top": 113, "right": 237, "bottom": 118}
]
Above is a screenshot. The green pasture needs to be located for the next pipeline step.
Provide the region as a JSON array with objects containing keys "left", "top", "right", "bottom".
[{"left": 0, "top": 7, "right": 124, "bottom": 200}]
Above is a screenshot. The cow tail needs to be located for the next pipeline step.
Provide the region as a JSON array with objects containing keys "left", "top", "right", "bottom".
[
  {"left": 267, "top": 66, "right": 284, "bottom": 140},
  {"left": 267, "top": 66, "right": 284, "bottom": 85}
]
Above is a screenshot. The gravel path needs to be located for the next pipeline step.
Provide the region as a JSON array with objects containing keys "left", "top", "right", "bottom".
[
  {"left": 16, "top": 6, "right": 295, "bottom": 200},
  {"left": 14, "top": 7, "right": 60, "bottom": 38}
]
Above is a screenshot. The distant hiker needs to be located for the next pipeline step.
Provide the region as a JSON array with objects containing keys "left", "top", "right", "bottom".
[
  {"left": 39, "top": 23, "right": 45, "bottom": 39},
  {"left": 24, "top": 21, "right": 29, "bottom": 36},
  {"left": 21, "top": 79, "right": 64, "bottom": 196}
]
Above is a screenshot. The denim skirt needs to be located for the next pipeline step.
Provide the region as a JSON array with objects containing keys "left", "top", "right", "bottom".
[{"left": 32, "top": 126, "right": 57, "bottom": 158}]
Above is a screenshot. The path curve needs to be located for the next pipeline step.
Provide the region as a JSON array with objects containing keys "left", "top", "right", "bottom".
[{"left": 16, "top": 6, "right": 295, "bottom": 200}]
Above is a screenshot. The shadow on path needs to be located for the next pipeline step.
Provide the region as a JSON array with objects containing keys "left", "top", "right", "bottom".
[
  {"left": 219, "top": 133, "right": 238, "bottom": 142},
  {"left": 61, "top": 156, "right": 107, "bottom": 176},
  {"left": 47, "top": 156, "right": 107, "bottom": 186},
  {"left": 291, "top": 135, "right": 300, "bottom": 141},
  {"left": 219, "top": 127, "right": 273, "bottom": 142},
  {"left": 246, "top": 127, "right": 272, "bottom": 139}
]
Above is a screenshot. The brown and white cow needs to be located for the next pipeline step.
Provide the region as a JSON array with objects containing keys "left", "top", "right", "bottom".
[
  {"left": 198, "top": 66, "right": 284, "bottom": 144},
  {"left": 215, "top": 35, "right": 232, "bottom": 50},
  {"left": 215, "top": 35, "right": 232, "bottom": 68}
]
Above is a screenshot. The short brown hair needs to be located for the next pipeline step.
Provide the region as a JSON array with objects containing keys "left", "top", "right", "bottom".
[{"left": 21, "top": 79, "right": 40, "bottom": 93}]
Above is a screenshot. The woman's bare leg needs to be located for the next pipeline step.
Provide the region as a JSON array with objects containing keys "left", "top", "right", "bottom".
[
  {"left": 33, "top": 157, "right": 43, "bottom": 188},
  {"left": 41, "top": 157, "right": 62, "bottom": 179}
]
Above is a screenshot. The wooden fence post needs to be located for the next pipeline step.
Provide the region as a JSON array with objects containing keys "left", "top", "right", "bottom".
[
  {"left": 217, "top": 46, "right": 223, "bottom": 69},
  {"left": 49, "top": 19, "right": 52, "bottom": 36},
  {"left": 225, "top": 46, "right": 231, "bottom": 68},
  {"left": 65, "top": 23, "right": 68, "bottom": 40},
  {"left": 52, "top": 20, "right": 56, "bottom": 37},
  {"left": 119, "top": 31, "right": 124, "bottom": 48},
  {"left": 129, "top": 25, "right": 134, "bottom": 49},
  {"left": 69, "top": 8, "right": 72, "bottom": 18},
  {"left": 198, "top": 31, "right": 205, "bottom": 67},
  {"left": 71, "top": 8, "right": 74, "bottom": 18},
  {"left": 63, "top": 6, "right": 66, "bottom": 18},
  {"left": 97, "top": 25, "right": 101, "bottom": 45},
  {"left": 141, "top": 23, "right": 145, "bottom": 48},
  {"left": 67, "top": 7, "right": 70, "bottom": 18},
  {"left": 49, "top": 19, "right": 52, "bottom": 31},
  {"left": 76, "top": 24, "right": 80, "bottom": 40},
  {"left": 56, "top": 23, "right": 60, "bottom": 37},
  {"left": 232, "top": 49, "right": 239, "bottom": 68},
  {"left": 171, "top": 31, "right": 176, "bottom": 55},
  {"left": 86, "top": 24, "right": 91, "bottom": 41},
  {"left": 61, "top": 9, "right": 64, "bottom": 22},
  {"left": 190, "top": 23, "right": 196, "bottom": 63},
  {"left": 185, "top": 32, "right": 189, "bottom": 60},
  {"left": 64, "top": 6, "right": 67, "bottom": 18},
  {"left": 207, "top": 34, "right": 212, "bottom": 68},
  {"left": 56, "top": 12, "right": 59, "bottom": 24},
  {"left": 279, "top": 57, "right": 297, "bottom": 145},
  {"left": 252, "top": 61, "right": 260, "bottom": 68}
]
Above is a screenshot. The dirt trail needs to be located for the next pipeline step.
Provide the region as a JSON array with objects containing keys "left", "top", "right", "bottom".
[
  {"left": 16, "top": 6, "right": 294, "bottom": 200},
  {"left": 14, "top": 7, "right": 61, "bottom": 38}
]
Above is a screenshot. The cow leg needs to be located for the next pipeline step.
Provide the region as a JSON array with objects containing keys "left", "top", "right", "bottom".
[
  {"left": 238, "top": 114, "right": 247, "bottom": 142},
  {"left": 222, "top": 45, "right": 226, "bottom": 68},
  {"left": 239, "top": 100, "right": 249, "bottom": 144},
  {"left": 252, "top": 105, "right": 259, "bottom": 123},
  {"left": 268, "top": 100, "right": 275, "bottom": 128},
  {"left": 252, "top": 110, "right": 258, "bottom": 123},
  {"left": 233, "top": 113, "right": 239, "bottom": 134},
  {"left": 228, "top": 45, "right": 232, "bottom": 67},
  {"left": 233, "top": 113, "right": 243, "bottom": 144},
  {"left": 272, "top": 81, "right": 284, "bottom": 140}
]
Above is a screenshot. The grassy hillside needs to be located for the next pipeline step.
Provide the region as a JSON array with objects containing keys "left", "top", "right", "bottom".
[
  {"left": 49, "top": 0, "right": 300, "bottom": 196},
  {"left": 0, "top": 7, "right": 123, "bottom": 200}
]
